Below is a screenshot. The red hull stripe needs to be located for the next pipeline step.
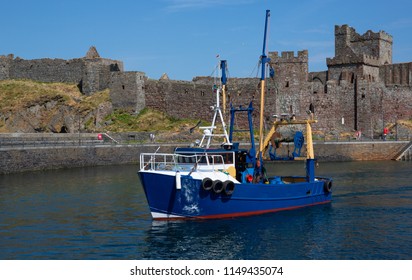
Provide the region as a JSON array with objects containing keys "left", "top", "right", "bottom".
[{"left": 153, "top": 200, "right": 332, "bottom": 220}]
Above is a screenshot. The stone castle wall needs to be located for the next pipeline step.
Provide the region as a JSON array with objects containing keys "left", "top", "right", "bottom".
[
  {"left": 0, "top": 47, "right": 124, "bottom": 95},
  {"left": 8, "top": 57, "right": 84, "bottom": 84},
  {"left": 0, "top": 25, "right": 411, "bottom": 136},
  {"left": 144, "top": 76, "right": 262, "bottom": 123},
  {"left": 109, "top": 71, "right": 146, "bottom": 113},
  {"left": 381, "top": 62, "right": 412, "bottom": 86}
]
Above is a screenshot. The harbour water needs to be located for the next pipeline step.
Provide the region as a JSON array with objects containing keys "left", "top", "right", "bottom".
[{"left": 0, "top": 161, "right": 411, "bottom": 260}]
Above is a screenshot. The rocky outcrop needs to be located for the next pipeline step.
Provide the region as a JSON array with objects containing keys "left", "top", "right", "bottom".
[
  {"left": 0, "top": 77, "right": 116, "bottom": 133},
  {"left": 0, "top": 94, "right": 113, "bottom": 133}
]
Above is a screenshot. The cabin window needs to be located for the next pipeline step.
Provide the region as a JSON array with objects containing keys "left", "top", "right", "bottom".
[
  {"left": 176, "top": 154, "right": 206, "bottom": 164},
  {"left": 211, "top": 153, "right": 234, "bottom": 164},
  {"left": 203, "top": 153, "right": 234, "bottom": 165},
  {"left": 176, "top": 153, "right": 233, "bottom": 165},
  {"left": 209, "top": 156, "right": 222, "bottom": 164}
]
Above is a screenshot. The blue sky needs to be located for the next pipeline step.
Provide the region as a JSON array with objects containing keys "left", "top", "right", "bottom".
[{"left": 1, "top": 0, "right": 411, "bottom": 80}]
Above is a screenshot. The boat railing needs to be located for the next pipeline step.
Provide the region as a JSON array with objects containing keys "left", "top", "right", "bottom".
[
  {"left": 140, "top": 153, "right": 177, "bottom": 171},
  {"left": 140, "top": 152, "right": 228, "bottom": 172}
]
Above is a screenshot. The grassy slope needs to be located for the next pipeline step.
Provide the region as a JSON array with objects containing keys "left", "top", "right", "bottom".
[
  {"left": 0, "top": 80, "right": 201, "bottom": 133},
  {"left": 0, "top": 79, "right": 110, "bottom": 111}
]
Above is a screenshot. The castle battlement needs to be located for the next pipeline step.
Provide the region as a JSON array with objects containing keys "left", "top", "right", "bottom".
[
  {"left": 335, "top": 24, "right": 354, "bottom": 36},
  {"left": 269, "top": 50, "right": 308, "bottom": 63},
  {"left": 335, "top": 25, "right": 392, "bottom": 43},
  {"left": 361, "top": 29, "right": 393, "bottom": 43}
]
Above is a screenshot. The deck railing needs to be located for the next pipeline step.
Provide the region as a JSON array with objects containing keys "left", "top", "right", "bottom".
[{"left": 139, "top": 152, "right": 227, "bottom": 171}]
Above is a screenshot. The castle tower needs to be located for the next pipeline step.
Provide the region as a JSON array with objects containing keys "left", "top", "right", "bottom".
[
  {"left": 267, "top": 50, "right": 309, "bottom": 116},
  {"left": 81, "top": 46, "right": 124, "bottom": 95},
  {"left": 327, "top": 25, "right": 393, "bottom": 82},
  {"left": 269, "top": 50, "right": 308, "bottom": 88}
]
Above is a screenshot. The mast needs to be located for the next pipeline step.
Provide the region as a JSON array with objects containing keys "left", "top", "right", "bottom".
[
  {"left": 199, "top": 60, "right": 231, "bottom": 148},
  {"left": 258, "top": 10, "right": 271, "bottom": 159}
]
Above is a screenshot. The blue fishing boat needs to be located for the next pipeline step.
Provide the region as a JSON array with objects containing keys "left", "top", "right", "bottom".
[{"left": 138, "top": 10, "right": 332, "bottom": 220}]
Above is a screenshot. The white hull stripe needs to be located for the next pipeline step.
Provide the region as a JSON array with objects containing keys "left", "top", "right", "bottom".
[{"left": 151, "top": 212, "right": 184, "bottom": 219}]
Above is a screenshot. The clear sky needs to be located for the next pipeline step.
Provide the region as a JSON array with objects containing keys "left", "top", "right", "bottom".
[{"left": 1, "top": 0, "right": 411, "bottom": 81}]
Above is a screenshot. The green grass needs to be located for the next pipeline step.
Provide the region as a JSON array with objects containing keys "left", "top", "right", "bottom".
[
  {"left": 104, "top": 108, "right": 201, "bottom": 132},
  {"left": 0, "top": 80, "right": 77, "bottom": 110}
]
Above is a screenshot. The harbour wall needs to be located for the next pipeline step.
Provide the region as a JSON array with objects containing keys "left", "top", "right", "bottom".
[
  {"left": 0, "top": 144, "right": 177, "bottom": 174},
  {"left": 313, "top": 141, "right": 407, "bottom": 161},
  {"left": 0, "top": 141, "right": 408, "bottom": 174}
]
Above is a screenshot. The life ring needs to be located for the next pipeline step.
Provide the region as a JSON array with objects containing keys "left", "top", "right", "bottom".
[
  {"left": 223, "top": 180, "right": 235, "bottom": 196},
  {"left": 202, "top": 177, "right": 213, "bottom": 191},
  {"left": 323, "top": 180, "right": 332, "bottom": 193},
  {"left": 212, "top": 180, "right": 224, "bottom": 194}
]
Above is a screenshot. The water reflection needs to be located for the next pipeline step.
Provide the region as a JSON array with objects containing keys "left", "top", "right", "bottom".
[{"left": 137, "top": 204, "right": 335, "bottom": 260}]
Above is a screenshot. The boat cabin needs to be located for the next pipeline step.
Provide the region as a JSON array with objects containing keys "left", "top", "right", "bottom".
[{"left": 175, "top": 146, "right": 252, "bottom": 183}]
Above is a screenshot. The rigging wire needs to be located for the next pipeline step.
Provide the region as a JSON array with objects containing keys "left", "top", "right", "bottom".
[
  {"left": 250, "top": 60, "right": 260, "bottom": 78},
  {"left": 209, "top": 62, "right": 219, "bottom": 80}
]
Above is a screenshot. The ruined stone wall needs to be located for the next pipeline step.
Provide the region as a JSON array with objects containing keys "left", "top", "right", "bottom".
[
  {"left": 145, "top": 78, "right": 215, "bottom": 121},
  {"left": 356, "top": 81, "right": 383, "bottom": 136},
  {"left": 82, "top": 58, "right": 124, "bottom": 95},
  {"left": 0, "top": 54, "right": 13, "bottom": 80},
  {"left": 8, "top": 57, "right": 84, "bottom": 84},
  {"left": 380, "top": 62, "right": 412, "bottom": 86},
  {"left": 109, "top": 71, "right": 146, "bottom": 113},
  {"left": 308, "top": 80, "right": 355, "bottom": 132},
  {"left": 309, "top": 71, "right": 328, "bottom": 88},
  {"left": 336, "top": 78, "right": 412, "bottom": 138},
  {"left": 381, "top": 84, "right": 412, "bottom": 124},
  {"left": 143, "top": 76, "right": 262, "bottom": 128},
  {"left": 0, "top": 50, "right": 123, "bottom": 96}
]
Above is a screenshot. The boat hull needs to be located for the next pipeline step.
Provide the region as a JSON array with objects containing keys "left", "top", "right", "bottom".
[{"left": 138, "top": 171, "right": 332, "bottom": 220}]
